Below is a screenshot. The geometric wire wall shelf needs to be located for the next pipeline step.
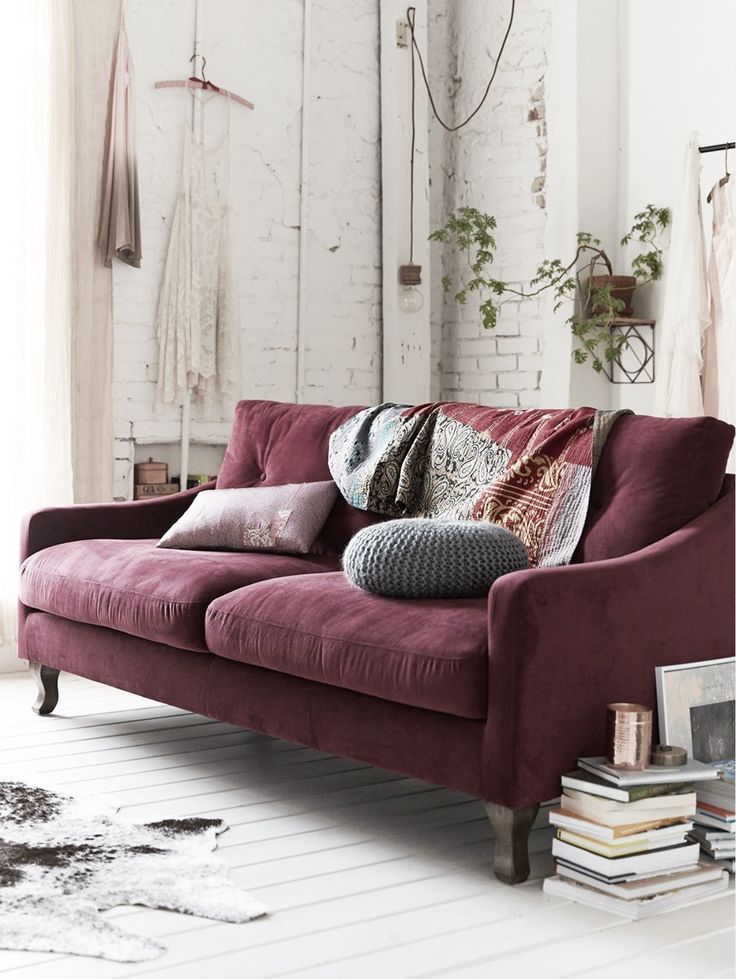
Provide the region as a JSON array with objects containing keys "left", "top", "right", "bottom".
[{"left": 604, "top": 318, "right": 656, "bottom": 384}]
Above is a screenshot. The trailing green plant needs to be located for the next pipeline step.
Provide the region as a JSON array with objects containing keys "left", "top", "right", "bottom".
[
  {"left": 430, "top": 203, "right": 671, "bottom": 373},
  {"left": 621, "top": 205, "right": 671, "bottom": 280}
]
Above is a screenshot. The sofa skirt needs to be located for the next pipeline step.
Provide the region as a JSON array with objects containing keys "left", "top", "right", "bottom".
[{"left": 20, "top": 612, "right": 487, "bottom": 800}]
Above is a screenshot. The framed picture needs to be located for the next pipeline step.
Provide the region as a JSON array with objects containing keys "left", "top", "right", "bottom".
[{"left": 655, "top": 657, "right": 735, "bottom": 763}]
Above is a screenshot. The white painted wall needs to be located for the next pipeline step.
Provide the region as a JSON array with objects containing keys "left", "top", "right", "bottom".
[
  {"left": 538, "top": 0, "right": 735, "bottom": 416},
  {"left": 538, "top": 0, "right": 576, "bottom": 409},
  {"left": 568, "top": 0, "right": 619, "bottom": 411},
  {"left": 300, "top": 1, "right": 382, "bottom": 406},
  {"left": 428, "top": 0, "right": 552, "bottom": 409},
  {"left": 113, "top": 0, "right": 381, "bottom": 499},
  {"left": 109, "top": 0, "right": 736, "bottom": 501},
  {"left": 381, "top": 1, "right": 432, "bottom": 405},
  {"left": 616, "top": 0, "right": 736, "bottom": 414}
]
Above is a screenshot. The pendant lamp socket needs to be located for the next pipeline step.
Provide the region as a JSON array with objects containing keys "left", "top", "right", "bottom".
[{"left": 399, "top": 263, "right": 422, "bottom": 285}]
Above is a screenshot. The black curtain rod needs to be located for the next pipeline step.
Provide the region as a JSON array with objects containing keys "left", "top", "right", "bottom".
[{"left": 699, "top": 142, "right": 735, "bottom": 154}]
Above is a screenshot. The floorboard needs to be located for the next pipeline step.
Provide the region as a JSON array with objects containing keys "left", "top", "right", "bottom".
[{"left": 0, "top": 672, "right": 732, "bottom": 979}]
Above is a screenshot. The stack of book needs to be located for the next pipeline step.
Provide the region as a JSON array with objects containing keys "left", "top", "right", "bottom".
[
  {"left": 690, "top": 759, "right": 735, "bottom": 872},
  {"left": 543, "top": 756, "right": 729, "bottom": 918}
]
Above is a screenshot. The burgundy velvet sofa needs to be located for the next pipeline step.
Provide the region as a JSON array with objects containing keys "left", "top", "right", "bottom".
[{"left": 18, "top": 399, "right": 736, "bottom": 884}]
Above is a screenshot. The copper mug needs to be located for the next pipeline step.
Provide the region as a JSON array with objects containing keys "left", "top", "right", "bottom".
[{"left": 606, "top": 703, "right": 652, "bottom": 770}]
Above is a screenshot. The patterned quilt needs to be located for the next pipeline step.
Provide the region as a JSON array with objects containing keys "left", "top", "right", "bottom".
[{"left": 328, "top": 403, "right": 626, "bottom": 567}]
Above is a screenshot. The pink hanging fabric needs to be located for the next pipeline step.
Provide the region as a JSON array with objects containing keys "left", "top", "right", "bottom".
[
  {"left": 703, "top": 178, "right": 736, "bottom": 428},
  {"left": 98, "top": 15, "right": 141, "bottom": 268}
]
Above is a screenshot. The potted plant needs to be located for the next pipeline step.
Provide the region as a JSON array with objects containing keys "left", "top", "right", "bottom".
[{"left": 430, "top": 204, "right": 671, "bottom": 373}]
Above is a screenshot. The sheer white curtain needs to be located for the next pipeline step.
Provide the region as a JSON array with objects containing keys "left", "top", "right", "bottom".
[
  {"left": 0, "top": 1, "right": 75, "bottom": 666},
  {"left": 72, "top": 0, "right": 120, "bottom": 504}
]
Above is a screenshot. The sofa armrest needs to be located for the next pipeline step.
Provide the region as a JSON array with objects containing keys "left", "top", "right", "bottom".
[
  {"left": 482, "top": 485, "right": 735, "bottom": 809},
  {"left": 20, "top": 481, "right": 215, "bottom": 563}
]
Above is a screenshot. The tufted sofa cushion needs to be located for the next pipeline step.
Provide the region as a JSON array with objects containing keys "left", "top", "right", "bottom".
[{"left": 343, "top": 519, "right": 528, "bottom": 598}]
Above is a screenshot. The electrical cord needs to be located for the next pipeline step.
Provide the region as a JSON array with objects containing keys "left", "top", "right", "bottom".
[
  {"left": 405, "top": 2, "right": 516, "bottom": 267},
  {"left": 406, "top": 2, "right": 516, "bottom": 133},
  {"left": 409, "top": 12, "right": 417, "bottom": 262}
]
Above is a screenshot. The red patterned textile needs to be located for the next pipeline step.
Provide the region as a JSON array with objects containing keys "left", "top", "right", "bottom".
[{"left": 329, "top": 403, "right": 625, "bottom": 567}]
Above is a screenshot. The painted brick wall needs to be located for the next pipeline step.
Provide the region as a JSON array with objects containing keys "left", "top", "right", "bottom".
[
  {"left": 428, "top": 0, "right": 552, "bottom": 408},
  {"left": 112, "top": 0, "right": 381, "bottom": 499},
  {"left": 112, "top": 1, "right": 553, "bottom": 498},
  {"left": 300, "top": 3, "right": 382, "bottom": 406}
]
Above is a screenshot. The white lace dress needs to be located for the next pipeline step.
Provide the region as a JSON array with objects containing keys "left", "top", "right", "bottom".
[{"left": 156, "top": 84, "right": 240, "bottom": 414}]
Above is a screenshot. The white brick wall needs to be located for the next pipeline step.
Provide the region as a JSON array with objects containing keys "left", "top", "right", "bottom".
[
  {"left": 112, "top": 1, "right": 553, "bottom": 497},
  {"left": 112, "top": 0, "right": 381, "bottom": 499},
  {"left": 300, "top": 1, "right": 382, "bottom": 407},
  {"left": 428, "top": 0, "right": 551, "bottom": 408}
]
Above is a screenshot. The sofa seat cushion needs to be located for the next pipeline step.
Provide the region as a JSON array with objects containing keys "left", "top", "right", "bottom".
[
  {"left": 205, "top": 572, "right": 490, "bottom": 720},
  {"left": 20, "top": 539, "right": 340, "bottom": 652}
]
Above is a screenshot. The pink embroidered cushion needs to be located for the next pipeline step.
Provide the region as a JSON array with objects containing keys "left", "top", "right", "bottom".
[{"left": 157, "top": 482, "right": 339, "bottom": 554}]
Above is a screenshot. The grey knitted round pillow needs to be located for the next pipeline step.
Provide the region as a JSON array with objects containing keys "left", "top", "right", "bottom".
[{"left": 342, "top": 518, "right": 528, "bottom": 599}]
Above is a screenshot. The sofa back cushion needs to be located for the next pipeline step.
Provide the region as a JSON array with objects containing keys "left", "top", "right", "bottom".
[
  {"left": 219, "top": 401, "right": 734, "bottom": 563},
  {"left": 217, "top": 400, "right": 384, "bottom": 555},
  {"left": 574, "top": 414, "right": 734, "bottom": 562}
]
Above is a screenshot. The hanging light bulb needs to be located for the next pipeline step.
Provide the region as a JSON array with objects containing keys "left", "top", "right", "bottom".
[
  {"left": 399, "top": 286, "right": 424, "bottom": 313},
  {"left": 398, "top": 263, "right": 423, "bottom": 314}
]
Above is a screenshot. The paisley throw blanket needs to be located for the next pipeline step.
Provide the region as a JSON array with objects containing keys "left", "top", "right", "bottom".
[{"left": 328, "top": 403, "right": 626, "bottom": 567}]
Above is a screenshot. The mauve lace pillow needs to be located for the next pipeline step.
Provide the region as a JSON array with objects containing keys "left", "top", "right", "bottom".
[{"left": 157, "top": 482, "right": 339, "bottom": 554}]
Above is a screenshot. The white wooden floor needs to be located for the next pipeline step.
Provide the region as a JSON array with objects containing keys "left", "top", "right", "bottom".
[{"left": 0, "top": 672, "right": 733, "bottom": 979}]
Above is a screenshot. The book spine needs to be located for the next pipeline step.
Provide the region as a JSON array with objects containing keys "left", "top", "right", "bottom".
[
  {"left": 696, "top": 801, "right": 736, "bottom": 819},
  {"left": 552, "top": 838, "right": 698, "bottom": 876},
  {"left": 625, "top": 782, "right": 695, "bottom": 802},
  {"left": 560, "top": 778, "right": 627, "bottom": 802}
]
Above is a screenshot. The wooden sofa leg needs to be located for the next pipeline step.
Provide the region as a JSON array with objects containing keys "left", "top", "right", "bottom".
[
  {"left": 485, "top": 801, "right": 540, "bottom": 884},
  {"left": 30, "top": 662, "right": 60, "bottom": 716}
]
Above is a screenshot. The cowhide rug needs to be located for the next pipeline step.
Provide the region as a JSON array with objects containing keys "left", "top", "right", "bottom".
[{"left": 0, "top": 779, "right": 268, "bottom": 962}]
